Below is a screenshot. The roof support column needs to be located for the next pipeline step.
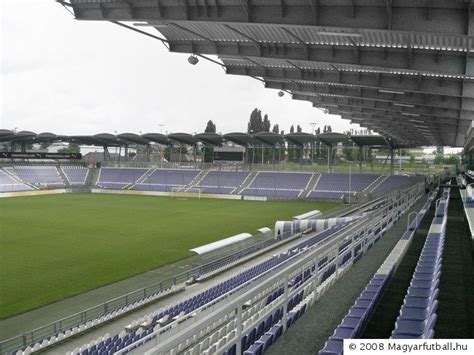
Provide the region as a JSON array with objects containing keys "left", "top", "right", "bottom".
[
  {"left": 390, "top": 148, "right": 394, "bottom": 176},
  {"left": 327, "top": 144, "right": 332, "bottom": 173}
]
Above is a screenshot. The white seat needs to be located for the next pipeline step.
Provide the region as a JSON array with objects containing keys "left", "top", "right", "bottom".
[
  {"left": 210, "top": 331, "right": 218, "bottom": 344},
  {"left": 31, "top": 343, "right": 40, "bottom": 351},
  {"left": 201, "top": 337, "right": 210, "bottom": 351},
  {"left": 218, "top": 327, "right": 226, "bottom": 338},
  {"left": 217, "top": 338, "right": 226, "bottom": 349},
  {"left": 192, "top": 343, "right": 201, "bottom": 355}
]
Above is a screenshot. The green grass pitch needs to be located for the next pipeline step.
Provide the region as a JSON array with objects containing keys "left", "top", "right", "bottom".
[{"left": 0, "top": 193, "right": 339, "bottom": 319}]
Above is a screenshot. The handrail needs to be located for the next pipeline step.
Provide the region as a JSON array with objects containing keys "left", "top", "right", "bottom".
[{"left": 407, "top": 211, "right": 418, "bottom": 231}]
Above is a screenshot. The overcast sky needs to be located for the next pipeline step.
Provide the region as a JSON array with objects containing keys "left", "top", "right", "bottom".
[{"left": 1, "top": 0, "right": 368, "bottom": 137}]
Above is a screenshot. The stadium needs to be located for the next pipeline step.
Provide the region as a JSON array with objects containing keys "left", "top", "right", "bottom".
[{"left": 1, "top": 1, "right": 474, "bottom": 355}]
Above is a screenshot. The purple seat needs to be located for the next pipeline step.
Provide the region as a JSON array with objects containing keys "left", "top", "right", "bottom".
[{"left": 332, "top": 326, "right": 357, "bottom": 340}]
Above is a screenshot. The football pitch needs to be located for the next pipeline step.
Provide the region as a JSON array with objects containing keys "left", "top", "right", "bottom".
[{"left": 0, "top": 193, "right": 339, "bottom": 319}]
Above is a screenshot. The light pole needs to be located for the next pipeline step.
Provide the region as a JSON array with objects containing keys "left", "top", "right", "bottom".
[{"left": 159, "top": 124, "right": 165, "bottom": 134}]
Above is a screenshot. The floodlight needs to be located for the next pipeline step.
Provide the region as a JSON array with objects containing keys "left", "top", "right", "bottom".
[{"left": 188, "top": 55, "right": 199, "bottom": 65}]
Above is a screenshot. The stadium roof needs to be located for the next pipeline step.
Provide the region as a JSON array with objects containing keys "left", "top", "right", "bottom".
[
  {"left": 65, "top": 0, "right": 473, "bottom": 149},
  {"left": 253, "top": 132, "right": 285, "bottom": 146},
  {"left": 284, "top": 132, "right": 317, "bottom": 146},
  {"left": 168, "top": 132, "right": 198, "bottom": 145},
  {"left": 195, "top": 132, "right": 225, "bottom": 146},
  {"left": 0, "top": 130, "right": 415, "bottom": 149},
  {"left": 466, "top": 124, "right": 474, "bottom": 152},
  {"left": 348, "top": 135, "right": 392, "bottom": 148},
  {"left": 141, "top": 133, "right": 169, "bottom": 145},
  {"left": 223, "top": 132, "right": 257, "bottom": 146},
  {"left": 317, "top": 132, "right": 350, "bottom": 146}
]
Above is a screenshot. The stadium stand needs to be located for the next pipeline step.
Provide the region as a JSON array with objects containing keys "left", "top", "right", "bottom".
[
  {"left": 308, "top": 173, "right": 378, "bottom": 200},
  {"left": 132, "top": 169, "right": 200, "bottom": 192},
  {"left": 8, "top": 166, "right": 64, "bottom": 188},
  {"left": 61, "top": 166, "right": 89, "bottom": 185},
  {"left": 372, "top": 175, "right": 425, "bottom": 195},
  {"left": 242, "top": 172, "right": 313, "bottom": 199},
  {"left": 0, "top": 169, "right": 32, "bottom": 192},
  {"left": 96, "top": 168, "right": 147, "bottom": 190},
  {"left": 194, "top": 171, "right": 250, "bottom": 195}
]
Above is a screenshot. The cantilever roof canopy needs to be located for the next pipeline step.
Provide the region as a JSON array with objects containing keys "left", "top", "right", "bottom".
[
  {"left": 0, "top": 129, "right": 15, "bottom": 142},
  {"left": 318, "top": 133, "right": 350, "bottom": 146},
  {"left": 68, "top": 0, "right": 473, "bottom": 148},
  {"left": 223, "top": 132, "right": 257, "bottom": 147},
  {"left": 93, "top": 133, "right": 124, "bottom": 147},
  {"left": 285, "top": 133, "right": 317, "bottom": 146},
  {"left": 12, "top": 131, "right": 37, "bottom": 142},
  {"left": 1, "top": 130, "right": 408, "bottom": 150},
  {"left": 350, "top": 135, "right": 392, "bottom": 148},
  {"left": 66, "top": 135, "right": 103, "bottom": 146},
  {"left": 141, "top": 133, "right": 169, "bottom": 145},
  {"left": 253, "top": 132, "right": 284, "bottom": 146},
  {"left": 168, "top": 133, "right": 198, "bottom": 145},
  {"left": 195, "top": 132, "right": 224, "bottom": 146},
  {"left": 117, "top": 133, "right": 150, "bottom": 145}
]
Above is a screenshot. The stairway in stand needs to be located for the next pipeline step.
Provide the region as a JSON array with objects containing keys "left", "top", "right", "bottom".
[
  {"left": 233, "top": 171, "right": 258, "bottom": 195},
  {"left": 184, "top": 170, "right": 209, "bottom": 192},
  {"left": 56, "top": 166, "right": 71, "bottom": 188},
  {"left": 300, "top": 173, "right": 321, "bottom": 198}
]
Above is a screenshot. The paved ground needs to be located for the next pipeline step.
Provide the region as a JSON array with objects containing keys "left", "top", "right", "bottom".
[{"left": 266, "top": 195, "right": 429, "bottom": 355}]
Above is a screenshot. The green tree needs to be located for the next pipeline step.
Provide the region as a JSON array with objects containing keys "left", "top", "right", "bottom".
[
  {"left": 58, "top": 144, "right": 80, "bottom": 154},
  {"left": 204, "top": 120, "right": 216, "bottom": 133},
  {"left": 350, "top": 148, "right": 359, "bottom": 162},
  {"left": 247, "top": 108, "right": 263, "bottom": 133},
  {"left": 164, "top": 146, "right": 187, "bottom": 162},
  {"left": 444, "top": 155, "right": 460, "bottom": 165},
  {"left": 433, "top": 154, "right": 444, "bottom": 165},
  {"left": 262, "top": 114, "right": 271, "bottom": 132},
  {"left": 203, "top": 120, "right": 216, "bottom": 162}
]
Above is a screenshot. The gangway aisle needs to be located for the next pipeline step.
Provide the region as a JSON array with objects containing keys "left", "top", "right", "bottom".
[
  {"left": 360, "top": 194, "right": 436, "bottom": 339},
  {"left": 435, "top": 184, "right": 474, "bottom": 339}
]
